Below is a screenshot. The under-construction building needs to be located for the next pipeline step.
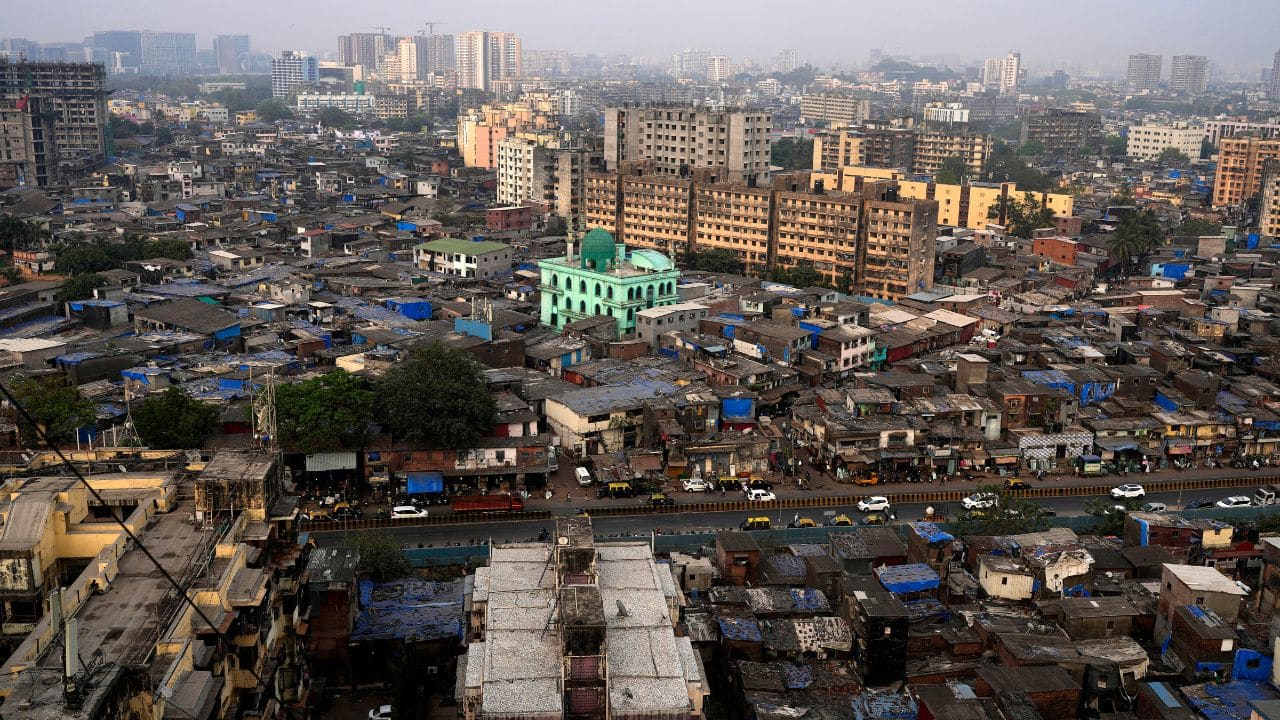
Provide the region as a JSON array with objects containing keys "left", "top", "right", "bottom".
[{"left": 459, "top": 517, "right": 707, "bottom": 720}]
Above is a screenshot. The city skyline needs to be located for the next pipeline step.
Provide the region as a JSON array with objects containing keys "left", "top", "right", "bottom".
[{"left": 5, "top": 0, "right": 1280, "bottom": 77}]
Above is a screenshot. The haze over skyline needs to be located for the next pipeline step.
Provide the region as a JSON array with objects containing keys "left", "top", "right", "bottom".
[{"left": 7, "top": 0, "right": 1280, "bottom": 77}]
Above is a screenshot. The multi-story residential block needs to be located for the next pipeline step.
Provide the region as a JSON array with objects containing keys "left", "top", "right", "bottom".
[
  {"left": 0, "top": 60, "right": 107, "bottom": 176},
  {"left": 212, "top": 34, "right": 249, "bottom": 75},
  {"left": 415, "top": 237, "right": 513, "bottom": 279},
  {"left": 1271, "top": 49, "right": 1280, "bottom": 101},
  {"left": 911, "top": 129, "right": 992, "bottom": 177},
  {"left": 923, "top": 102, "right": 970, "bottom": 125},
  {"left": 497, "top": 134, "right": 592, "bottom": 221},
  {"left": 799, "top": 93, "right": 871, "bottom": 126},
  {"left": 455, "top": 31, "right": 521, "bottom": 91},
  {"left": 1203, "top": 119, "right": 1280, "bottom": 146},
  {"left": 1212, "top": 136, "right": 1280, "bottom": 207},
  {"left": 604, "top": 105, "right": 772, "bottom": 183},
  {"left": 707, "top": 55, "right": 731, "bottom": 82},
  {"left": 270, "top": 50, "right": 318, "bottom": 98},
  {"left": 859, "top": 184, "right": 939, "bottom": 301},
  {"left": 337, "top": 32, "right": 391, "bottom": 72},
  {"left": 1127, "top": 54, "right": 1162, "bottom": 90},
  {"left": 983, "top": 52, "right": 1021, "bottom": 95},
  {"left": 1169, "top": 54, "right": 1210, "bottom": 94},
  {"left": 295, "top": 93, "right": 378, "bottom": 114},
  {"left": 1258, "top": 159, "right": 1280, "bottom": 238},
  {"left": 538, "top": 227, "right": 681, "bottom": 337},
  {"left": 140, "top": 31, "right": 197, "bottom": 74},
  {"left": 895, "top": 178, "right": 1073, "bottom": 230},
  {"left": 0, "top": 96, "right": 58, "bottom": 187},
  {"left": 1020, "top": 108, "right": 1102, "bottom": 159},
  {"left": 1126, "top": 122, "right": 1203, "bottom": 161},
  {"left": 811, "top": 126, "right": 915, "bottom": 172},
  {"left": 772, "top": 175, "right": 863, "bottom": 285},
  {"left": 672, "top": 48, "right": 710, "bottom": 77},
  {"left": 775, "top": 48, "right": 798, "bottom": 73},
  {"left": 458, "top": 99, "right": 558, "bottom": 169}
]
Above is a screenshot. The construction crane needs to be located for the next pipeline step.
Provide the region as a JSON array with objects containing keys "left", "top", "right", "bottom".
[
  {"left": 420, "top": 21, "right": 447, "bottom": 36},
  {"left": 364, "top": 25, "right": 394, "bottom": 36}
]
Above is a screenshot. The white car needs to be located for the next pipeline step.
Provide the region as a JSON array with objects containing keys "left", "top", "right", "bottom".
[
  {"left": 390, "top": 505, "right": 428, "bottom": 519},
  {"left": 1110, "top": 484, "right": 1146, "bottom": 500},
  {"left": 369, "top": 705, "right": 393, "bottom": 720},
  {"left": 857, "top": 496, "right": 891, "bottom": 513},
  {"left": 961, "top": 493, "right": 998, "bottom": 510},
  {"left": 746, "top": 488, "right": 777, "bottom": 502},
  {"left": 1215, "top": 496, "right": 1253, "bottom": 508},
  {"left": 1140, "top": 502, "right": 1168, "bottom": 513},
  {"left": 683, "top": 477, "right": 709, "bottom": 492},
  {"left": 575, "top": 467, "right": 593, "bottom": 487}
]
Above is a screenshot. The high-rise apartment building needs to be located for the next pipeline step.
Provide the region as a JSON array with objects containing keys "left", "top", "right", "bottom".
[
  {"left": 911, "top": 129, "right": 992, "bottom": 177},
  {"left": 1212, "top": 135, "right": 1280, "bottom": 208},
  {"left": 270, "top": 51, "right": 319, "bottom": 98},
  {"left": 799, "top": 93, "right": 871, "bottom": 126},
  {"left": 1269, "top": 50, "right": 1280, "bottom": 100},
  {"left": 497, "top": 134, "right": 592, "bottom": 221},
  {"left": 86, "top": 31, "right": 142, "bottom": 72},
  {"left": 140, "top": 31, "right": 197, "bottom": 75},
  {"left": 983, "top": 52, "right": 1021, "bottom": 95},
  {"left": 604, "top": 106, "right": 772, "bottom": 183},
  {"left": 672, "top": 49, "right": 709, "bottom": 77},
  {"left": 212, "top": 35, "right": 250, "bottom": 75},
  {"left": 395, "top": 34, "right": 456, "bottom": 82},
  {"left": 0, "top": 59, "right": 107, "bottom": 178},
  {"left": 0, "top": 96, "right": 58, "bottom": 187},
  {"left": 1259, "top": 159, "right": 1280, "bottom": 239},
  {"left": 859, "top": 184, "right": 938, "bottom": 301},
  {"left": 775, "top": 49, "right": 798, "bottom": 73},
  {"left": 1020, "top": 108, "right": 1102, "bottom": 159},
  {"left": 1169, "top": 55, "right": 1210, "bottom": 94},
  {"left": 337, "top": 32, "right": 390, "bottom": 72},
  {"left": 458, "top": 99, "right": 559, "bottom": 168},
  {"left": 1125, "top": 122, "right": 1203, "bottom": 161},
  {"left": 706, "top": 55, "right": 731, "bottom": 83},
  {"left": 455, "top": 31, "right": 521, "bottom": 91},
  {"left": 1127, "top": 54, "right": 1162, "bottom": 90}
]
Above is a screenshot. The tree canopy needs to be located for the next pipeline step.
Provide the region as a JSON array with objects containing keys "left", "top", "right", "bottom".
[
  {"left": 990, "top": 192, "right": 1056, "bottom": 238},
  {"left": 769, "top": 264, "right": 827, "bottom": 289},
  {"left": 1103, "top": 134, "right": 1128, "bottom": 158},
  {"left": 1173, "top": 218, "right": 1222, "bottom": 237},
  {"left": 132, "top": 388, "right": 220, "bottom": 449},
  {"left": 1017, "top": 140, "right": 1046, "bottom": 158},
  {"left": 54, "top": 274, "right": 107, "bottom": 305},
  {"left": 343, "top": 532, "right": 411, "bottom": 582},
  {"left": 935, "top": 156, "right": 970, "bottom": 185},
  {"left": 53, "top": 235, "right": 192, "bottom": 276},
  {"left": 1157, "top": 147, "right": 1190, "bottom": 165},
  {"left": 255, "top": 99, "right": 295, "bottom": 123},
  {"left": 276, "top": 371, "right": 375, "bottom": 453},
  {"left": 685, "top": 249, "right": 744, "bottom": 275},
  {"left": 771, "top": 137, "right": 813, "bottom": 171},
  {"left": 0, "top": 216, "right": 47, "bottom": 252},
  {"left": 952, "top": 484, "right": 1052, "bottom": 537},
  {"left": 982, "top": 142, "right": 1054, "bottom": 192},
  {"left": 8, "top": 377, "right": 96, "bottom": 446},
  {"left": 1107, "top": 209, "right": 1165, "bottom": 272},
  {"left": 375, "top": 343, "right": 496, "bottom": 449},
  {"left": 315, "top": 107, "right": 358, "bottom": 130}
]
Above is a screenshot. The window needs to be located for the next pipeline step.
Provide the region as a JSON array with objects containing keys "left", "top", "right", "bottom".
[{"left": 1001, "top": 577, "right": 1008, "bottom": 585}]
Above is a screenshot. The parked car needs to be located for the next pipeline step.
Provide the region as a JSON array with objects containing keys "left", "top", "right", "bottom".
[
  {"left": 961, "top": 493, "right": 998, "bottom": 510},
  {"left": 646, "top": 493, "right": 676, "bottom": 507},
  {"left": 857, "top": 496, "right": 891, "bottom": 513},
  {"left": 682, "top": 477, "right": 709, "bottom": 492},
  {"left": 369, "top": 705, "right": 393, "bottom": 720},
  {"left": 1110, "top": 484, "right": 1146, "bottom": 500},
  {"left": 1185, "top": 498, "right": 1215, "bottom": 509},
  {"left": 575, "top": 467, "right": 593, "bottom": 487},
  {"left": 1005, "top": 478, "right": 1031, "bottom": 491},
  {"left": 746, "top": 488, "right": 777, "bottom": 502},
  {"left": 1215, "top": 496, "right": 1254, "bottom": 509},
  {"left": 1140, "top": 502, "right": 1168, "bottom": 513},
  {"left": 745, "top": 479, "right": 774, "bottom": 491},
  {"left": 391, "top": 505, "right": 428, "bottom": 519}
]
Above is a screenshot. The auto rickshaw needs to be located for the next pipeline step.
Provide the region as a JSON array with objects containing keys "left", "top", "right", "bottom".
[
  {"left": 740, "top": 516, "right": 772, "bottom": 530},
  {"left": 788, "top": 516, "right": 818, "bottom": 528},
  {"left": 828, "top": 514, "right": 854, "bottom": 526}
]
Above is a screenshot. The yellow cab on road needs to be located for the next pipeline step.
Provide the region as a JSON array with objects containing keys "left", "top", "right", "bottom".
[{"left": 740, "top": 517, "right": 771, "bottom": 530}]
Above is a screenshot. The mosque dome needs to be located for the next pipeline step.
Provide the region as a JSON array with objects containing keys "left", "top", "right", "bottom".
[{"left": 580, "top": 227, "right": 617, "bottom": 271}]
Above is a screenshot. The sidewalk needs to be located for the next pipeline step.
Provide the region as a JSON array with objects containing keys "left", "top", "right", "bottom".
[{"left": 520, "top": 462, "right": 1280, "bottom": 513}]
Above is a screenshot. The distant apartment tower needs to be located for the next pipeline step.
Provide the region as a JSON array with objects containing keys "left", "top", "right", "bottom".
[
  {"left": 1259, "top": 159, "right": 1280, "bottom": 239},
  {"left": 673, "top": 49, "right": 709, "bottom": 77},
  {"left": 271, "top": 51, "right": 319, "bottom": 98},
  {"left": 140, "top": 31, "right": 197, "bottom": 75},
  {"left": 1127, "top": 54, "right": 1162, "bottom": 90},
  {"left": 0, "top": 59, "right": 107, "bottom": 181},
  {"left": 1169, "top": 55, "right": 1210, "bottom": 94},
  {"left": 923, "top": 102, "right": 970, "bottom": 125},
  {"left": 706, "top": 55, "right": 731, "bottom": 82},
  {"left": 458, "top": 99, "right": 558, "bottom": 168},
  {"left": 212, "top": 35, "right": 250, "bottom": 74},
  {"left": 859, "top": 184, "right": 939, "bottom": 300},
  {"left": 86, "top": 30, "right": 142, "bottom": 72},
  {"left": 1021, "top": 108, "right": 1102, "bottom": 158},
  {"left": 1126, "top": 122, "right": 1203, "bottom": 161},
  {"left": 455, "top": 31, "right": 521, "bottom": 91},
  {"left": 604, "top": 106, "right": 772, "bottom": 183},
  {"left": 1212, "top": 136, "right": 1280, "bottom": 208},
  {"left": 1270, "top": 50, "right": 1280, "bottom": 100},
  {"left": 983, "top": 52, "right": 1021, "bottom": 95},
  {"left": 337, "top": 32, "right": 390, "bottom": 71},
  {"left": 912, "top": 129, "right": 993, "bottom": 177},
  {"left": 497, "top": 135, "right": 592, "bottom": 221},
  {"left": 0, "top": 96, "right": 59, "bottom": 187},
  {"left": 396, "top": 34, "right": 455, "bottom": 81},
  {"left": 799, "top": 93, "right": 871, "bottom": 126},
  {"left": 775, "top": 49, "right": 798, "bottom": 73}
]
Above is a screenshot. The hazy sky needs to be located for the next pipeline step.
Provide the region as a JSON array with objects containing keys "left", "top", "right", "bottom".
[{"left": 8, "top": 0, "right": 1279, "bottom": 76}]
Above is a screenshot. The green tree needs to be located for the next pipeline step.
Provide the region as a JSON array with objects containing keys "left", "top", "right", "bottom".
[
  {"left": 935, "top": 156, "right": 970, "bottom": 185},
  {"left": 1107, "top": 209, "right": 1165, "bottom": 272},
  {"left": 8, "top": 377, "right": 96, "bottom": 446},
  {"left": 1103, "top": 134, "right": 1128, "bottom": 158},
  {"left": 343, "top": 532, "right": 411, "bottom": 581},
  {"left": 53, "top": 244, "right": 113, "bottom": 275},
  {"left": 982, "top": 141, "right": 1054, "bottom": 191},
  {"left": 376, "top": 343, "right": 496, "bottom": 449},
  {"left": 1199, "top": 138, "right": 1214, "bottom": 160},
  {"left": 1157, "top": 147, "right": 1190, "bottom": 165},
  {"left": 0, "top": 215, "right": 47, "bottom": 251},
  {"left": 54, "top": 273, "right": 106, "bottom": 305},
  {"left": 144, "top": 238, "right": 194, "bottom": 260},
  {"left": 276, "top": 371, "right": 375, "bottom": 453},
  {"left": 837, "top": 269, "right": 854, "bottom": 294},
  {"left": 255, "top": 99, "right": 295, "bottom": 122},
  {"left": 770, "top": 137, "right": 814, "bottom": 171},
  {"left": 0, "top": 266, "right": 21, "bottom": 285},
  {"left": 1085, "top": 497, "right": 1143, "bottom": 535},
  {"left": 1017, "top": 140, "right": 1046, "bottom": 157},
  {"left": 953, "top": 484, "right": 1051, "bottom": 536},
  {"left": 315, "top": 107, "right": 358, "bottom": 129},
  {"left": 769, "top": 264, "right": 826, "bottom": 288},
  {"left": 989, "top": 192, "right": 1056, "bottom": 238},
  {"left": 685, "top": 249, "right": 744, "bottom": 274},
  {"left": 1173, "top": 218, "right": 1222, "bottom": 237},
  {"left": 132, "top": 388, "right": 220, "bottom": 449}
]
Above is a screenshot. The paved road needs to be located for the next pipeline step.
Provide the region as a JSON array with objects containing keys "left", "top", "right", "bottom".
[{"left": 308, "top": 483, "right": 1268, "bottom": 548}]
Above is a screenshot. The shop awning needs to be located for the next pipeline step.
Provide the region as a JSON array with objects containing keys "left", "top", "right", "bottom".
[
  {"left": 961, "top": 449, "right": 990, "bottom": 461},
  {"left": 305, "top": 451, "right": 358, "bottom": 472},
  {"left": 1166, "top": 441, "right": 1194, "bottom": 454},
  {"left": 1094, "top": 438, "right": 1140, "bottom": 452},
  {"left": 840, "top": 450, "right": 873, "bottom": 464}
]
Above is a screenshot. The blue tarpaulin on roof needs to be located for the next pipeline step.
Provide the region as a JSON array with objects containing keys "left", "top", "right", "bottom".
[
  {"left": 875, "top": 563, "right": 940, "bottom": 595},
  {"left": 717, "top": 616, "right": 762, "bottom": 642},
  {"left": 407, "top": 472, "right": 444, "bottom": 494},
  {"left": 352, "top": 578, "right": 465, "bottom": 642},
  {"left": 911, "top": 522, "right": 954, "bottom": 544}
]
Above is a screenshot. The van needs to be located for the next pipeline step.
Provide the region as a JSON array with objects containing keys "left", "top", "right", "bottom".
[
  {"left": 575, "top": 467, "right": 593, "bottom": 487},
  {"left": 1254, "top": 485, "right": 1280, "bottom": 506}
]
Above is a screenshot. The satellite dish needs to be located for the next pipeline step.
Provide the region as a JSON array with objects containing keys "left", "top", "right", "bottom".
[{"left": 557, "top": 536, "right": 569, "bottom": 545}]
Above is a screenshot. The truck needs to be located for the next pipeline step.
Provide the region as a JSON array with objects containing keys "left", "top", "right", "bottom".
[
  {"left": 450, "top": 494, "right": 526, "bottom": 513},
  {"left": 1254, "top": 485, "right": 1280, "bottom": 506}
]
